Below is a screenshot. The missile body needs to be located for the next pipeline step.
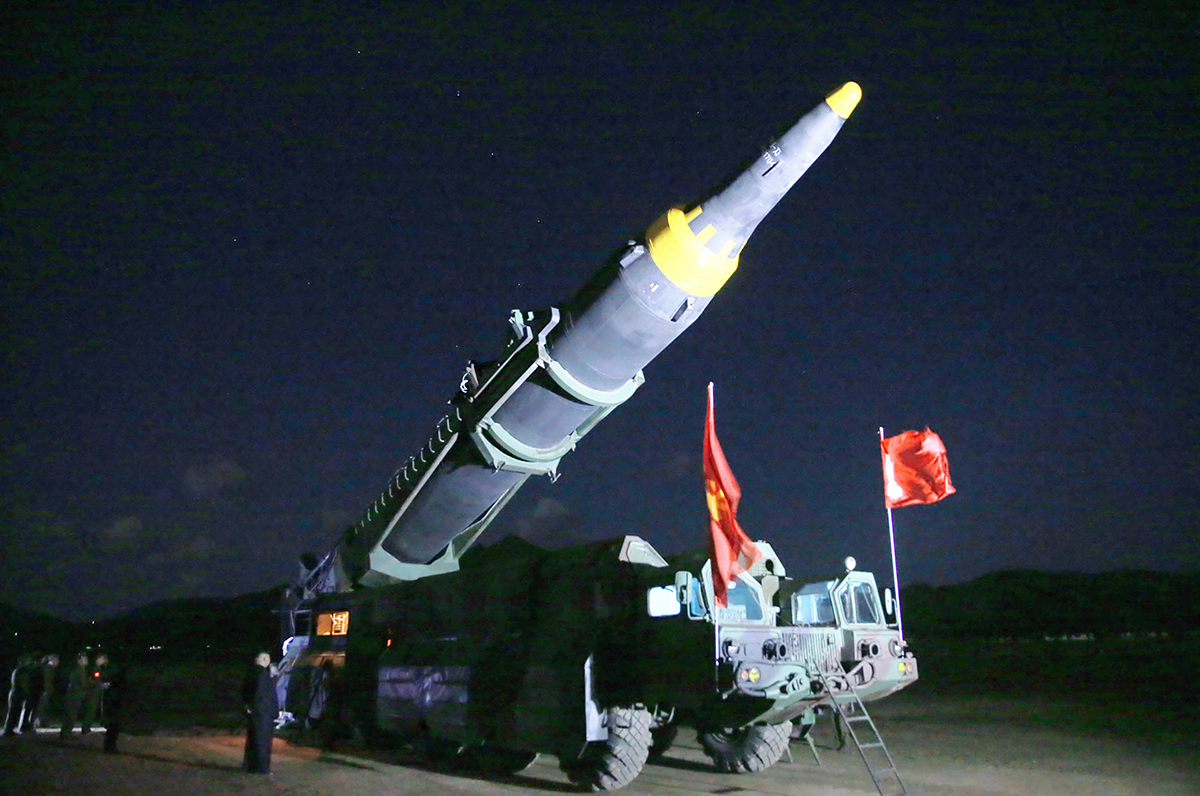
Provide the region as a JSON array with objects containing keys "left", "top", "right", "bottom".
[{"left": 335, "top": 83, "right": 861, "bottom": 587}]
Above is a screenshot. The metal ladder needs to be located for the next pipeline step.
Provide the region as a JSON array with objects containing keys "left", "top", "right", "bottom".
[{"left": 814, "top": 666, "right": 908, "bottom": 796}]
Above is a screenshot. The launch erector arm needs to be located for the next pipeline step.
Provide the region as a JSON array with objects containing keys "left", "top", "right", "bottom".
[
  {"left": 302, "top": 82, "right": 861, "bottom": 595},
  {"left": 342, "top": 306, "right": 646, "bottom": 587}
]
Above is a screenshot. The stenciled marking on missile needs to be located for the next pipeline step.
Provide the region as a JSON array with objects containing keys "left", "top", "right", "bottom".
[{"left": 760, "top": 143, "right": 783, "bottom": 177}]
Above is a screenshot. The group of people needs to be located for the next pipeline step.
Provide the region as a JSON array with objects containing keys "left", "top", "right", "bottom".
[
  {"left": 4, "top": 649, "right": 125, "bottom": 752},
  {"left": 4, "top": 653, "right": 54, "bottom": 735},
  {"left": 7, "top": 645, "right": 295, "bottom": 775}
]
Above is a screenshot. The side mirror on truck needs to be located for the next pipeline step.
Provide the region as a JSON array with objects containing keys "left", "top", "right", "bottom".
[
  {"left": 675, "top": 570, "right": 692, "bottom": 603},
  {"left": 673, "top": 570, "right": 709, "bottom": 620}
]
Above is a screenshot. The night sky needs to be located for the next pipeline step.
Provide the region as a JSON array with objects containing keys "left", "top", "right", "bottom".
[{"left": 4, "top": 1, "right": 1196, "bottom": 621}]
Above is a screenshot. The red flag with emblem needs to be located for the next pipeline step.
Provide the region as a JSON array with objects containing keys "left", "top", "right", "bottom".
[
  {"left": 880, "top": 428, "right": 956, "bottom": 508},
  {"left": 704, "top": 383, "right": 761, "bottom": 607}
]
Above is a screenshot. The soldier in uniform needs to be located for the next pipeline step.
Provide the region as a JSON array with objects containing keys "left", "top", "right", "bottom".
[
  {"left": 32, "top": 654, "right": 59, "bottom": 729},
  {"left": 24, "top": 652, "right": 45, "bottom": 730},
  {"left": 4, "top": 654, "right": 36, "bottom": 735},
  {"left": 59, "top": 652, "right": 91, "bottom": 739},
  {"left": 79, "top": 653, "right": 104, "bottom": 734},
  {"left": 241, "top": 651, "right": 278, "bottom": 774}
]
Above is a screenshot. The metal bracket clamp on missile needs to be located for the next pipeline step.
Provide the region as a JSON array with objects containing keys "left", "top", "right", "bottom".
[{"left": 303, "top": 82, "right": 862, "bottom": 595}]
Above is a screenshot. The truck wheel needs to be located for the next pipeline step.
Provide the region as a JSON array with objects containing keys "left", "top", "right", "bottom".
[
  {"left": 418, "top": 734, "right": 465, "bottom": 769},
  {"left": 647, "top": 723, "right": 678, "bottom": 761},
  {"left": 561, "top": 707, "right": 652, "bottom": 791},
  {"left": 698, "top": 721, "right": 792, "bottom": 774}
]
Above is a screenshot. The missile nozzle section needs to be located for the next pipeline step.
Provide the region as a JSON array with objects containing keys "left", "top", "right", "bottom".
[{"left": 646, "top": 81, "right": 861, "bottom": 297}]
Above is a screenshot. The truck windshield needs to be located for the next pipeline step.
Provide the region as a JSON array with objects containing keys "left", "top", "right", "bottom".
[
  {"left": 838, "top": 581, "right": 881, "bottom": 625},
  {"left": 792, "top": 581, "right": 836, "bottom": 626},
  {"left": 717, "top": 575, "right": 764, "bottom": 623}
]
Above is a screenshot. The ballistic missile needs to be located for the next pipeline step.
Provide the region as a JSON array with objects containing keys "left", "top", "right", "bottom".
[{"left": 326, "top": 82, "right": 862, "bottom": 589}]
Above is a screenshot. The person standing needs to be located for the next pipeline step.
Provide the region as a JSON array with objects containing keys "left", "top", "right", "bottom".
[
  {"left": 99, "top": 653, "right": 126, "bottom": 752},
  {"left": 31, "top": 654, "right": 58, "bottom": 729},
  {"left": 24, "top": 652, "right": 44, "bottom": 730},
  {"left": 79, "top": 653, "right": 103, "bottom": 734},
  {"left": 4, "top": 654, "right": 35, "bottom": 735},
  {"left": 241, "top": 651, "right": 278, "bottom": 774},
  {"left": 273, "top": 636, "right": 303, "bottom": 729},
  {"left": 59, "top": 652, "right": 90, "bottom": 740}
]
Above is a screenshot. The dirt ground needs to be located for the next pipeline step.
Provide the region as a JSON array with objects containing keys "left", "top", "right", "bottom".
[{"left": 4, "top": 692, "right": 1197, "bottom": 796}]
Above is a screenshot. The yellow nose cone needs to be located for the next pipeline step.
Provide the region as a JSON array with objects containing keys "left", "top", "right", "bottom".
[{"left": 825, "top": 82, "right": 862, "bottom": 120}]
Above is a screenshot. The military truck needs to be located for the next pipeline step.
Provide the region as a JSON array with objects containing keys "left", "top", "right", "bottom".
[
  {"left": 285, "top": 536, "right": 916, "bottom": 787},
  {"left": 280, "top": 81, "right": 918, "bottom": 789}
]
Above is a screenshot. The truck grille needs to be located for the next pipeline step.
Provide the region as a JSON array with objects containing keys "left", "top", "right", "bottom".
[{"left": 785, "top": 629, "right": 840, "bottom": 671}]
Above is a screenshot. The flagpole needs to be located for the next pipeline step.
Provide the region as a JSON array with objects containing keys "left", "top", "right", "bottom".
[
  {"left": 709, "top": 383, "right": 720, "bottom": 670},
  {"left": 880, "top": 426, "right": 905, "bottom": 642}
]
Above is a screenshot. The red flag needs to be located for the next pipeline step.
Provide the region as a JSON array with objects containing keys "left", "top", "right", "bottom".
[
  {"left": 880, "top": 428, "right": 956, "bottom": 508},
  {"left": 704, "top": 384, "right": 761, "bottom": 607}
]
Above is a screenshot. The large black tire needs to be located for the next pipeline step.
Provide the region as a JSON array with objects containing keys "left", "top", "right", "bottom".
[
  {"left": 417, "top": 734, "right": 466, "bottom": 770},
  {"left": 561, "top": 707, "right": 652, "bottom": 791},
  {"left": 647, "top": 723, "right": 678, "bottom": 761},
  {"left": 698, "top": 721, "right": 793, "bottom": 774}
]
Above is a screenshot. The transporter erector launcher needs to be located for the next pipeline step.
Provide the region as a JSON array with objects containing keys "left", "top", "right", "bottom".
[{"left": 302, "top": 82, "right": 863, "bottom": 595}]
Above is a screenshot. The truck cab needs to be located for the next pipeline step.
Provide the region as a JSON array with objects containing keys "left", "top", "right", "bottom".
[
  {"left": 778, "top": 560, "right": 918, "bottom": 703},
  {"left": 642, "top": 546, "right": 918, "bottom": 728}
]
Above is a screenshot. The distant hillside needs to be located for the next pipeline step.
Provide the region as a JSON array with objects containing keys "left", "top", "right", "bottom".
[
  {"left": 100, "top": 587, "right": 283, "bottom": 661},
  {"left": 5, "top": 569, "right": 1199, "bottom": 664},
  {"left": 0, "top": 603, "right": 77, "bottom": 662},
  {"left": 902, "top": 569, "right": 1200, "bottom": 640},
  {"left": 1, "top": 587, "right": 282, "bottom": 664}
]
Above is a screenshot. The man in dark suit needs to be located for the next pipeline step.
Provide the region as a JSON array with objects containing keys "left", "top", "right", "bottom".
[
  {"left": 241, "top": 651, "right": 278, "bottom": 774},
  {"left": 98, "top": 653, "right": 126, "bottom": 752}
]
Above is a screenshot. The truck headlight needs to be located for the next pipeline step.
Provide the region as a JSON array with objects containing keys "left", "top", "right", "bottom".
[{"left": 761, "top": 638, "right": 787, "bottom": 660}]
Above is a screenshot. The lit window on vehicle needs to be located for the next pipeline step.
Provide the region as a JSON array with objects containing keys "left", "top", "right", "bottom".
[
  {"left": 836, "top": 582, "right": 880, "bottom": 624},
  {"left": 718, "top": 577, "right": 763, "bottom": 623},
  {"left": 792, "top": 585, "right": 836, "bottom": 626},
  {"left": 316, "top": 611, "right": 350, "bottom": 636},
  {"left": 839, "top": 587, "right": 854, "bottom": 621},
  {"left": 852, "top": 583, "right": 879, "bottom": 624}
]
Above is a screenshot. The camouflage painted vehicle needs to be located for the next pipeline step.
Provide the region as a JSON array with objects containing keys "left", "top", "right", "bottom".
[{"left": 284, "top": 535, "right": 917, "bottom": 788}]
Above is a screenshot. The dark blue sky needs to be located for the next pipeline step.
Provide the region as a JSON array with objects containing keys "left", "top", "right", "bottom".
[{"left": 3, "top": 1, "right": 1196, "bottom": 620}]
